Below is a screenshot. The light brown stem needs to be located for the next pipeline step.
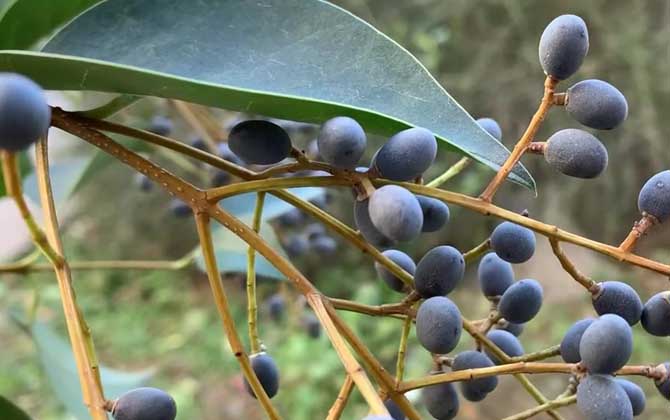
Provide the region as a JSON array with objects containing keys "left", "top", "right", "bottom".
[
  {"left": 508, "top": 345, "right": 561, "bottom": 363},
  {"left": 307, "top": 295, "right": 389, "bottom": 416},
  {"left": 247, "top": 192, "right": 266, "bottom": 354},
  {"left": 463, "top": 238, "right": 491, "bottom": 264},
  {"left": 426, "top": 156, "right": 471, "bottom": 188},
  {"left": 502, "top": 395, "right": 576, "bottom": 420},
  {"left": 194, "top": 212, "right": 283, "bottom": 419},
  {"left": 329, "top": 298, "right": 415, "bottom": 319},
  {"left": 326, "top": 375, "right": 354, "bottom": 420},
  {"left": 395, "top": 313, "right": 413, "bottom": 385},
  {"left": 480, "top": 76, "right": 558, "bottom": 202},
  {"left": 549, "top": 239, "right": 597, "bottom": 291},
  {"left": 619, "top": 214, "right": 658, "bottom": 253},
  {"left": 0, "top": 257, "right": 195, "bottom": 273},
  {"left": 33, "top": 139, "right": 108, "bottom": 419},
  {"left": 527, "top": 142, "right": 547, "bottom": 155}
]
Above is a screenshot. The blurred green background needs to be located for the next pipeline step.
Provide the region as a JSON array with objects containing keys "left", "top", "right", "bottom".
[{"left": 1, "top": 0, "right": 669, "bottom": 419}]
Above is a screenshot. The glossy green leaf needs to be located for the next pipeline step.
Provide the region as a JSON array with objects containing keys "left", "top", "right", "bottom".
[
  {"left": 30, "top": 321, "right": 153, "bottom": 420},
  {"left": 195, "top": 187, "right": 325, "bottom": 280},
  {"left": 0, "top": 0, "right": 533, "bottom": 188},
  {"left": 0, "top": 0, "right": 102, "bottom": 49},
  {"left": 0, "top": 395, "right": 32, "bottom": 420}
]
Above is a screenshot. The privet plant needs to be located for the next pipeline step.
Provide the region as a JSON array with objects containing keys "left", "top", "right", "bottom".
[{"left": 0, "top": 3, "right": 669, "bottom": 420}]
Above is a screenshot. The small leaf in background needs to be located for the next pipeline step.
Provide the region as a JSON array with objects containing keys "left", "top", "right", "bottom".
[
  {"left": 30, "top": 322, "right": 153, "bottom": 420},
  {"left": 195, "top": 187, "right": 325, "bottom": 280},
  {"left": 0, "top": 0, "right": 533, "bottom": 188},
  {"left": 0, "top": 395, "right": 33, "bottom": 420}
]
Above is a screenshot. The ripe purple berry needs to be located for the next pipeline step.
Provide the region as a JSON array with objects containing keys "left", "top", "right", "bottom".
[
  {"left": 638, "top": 170, "right": 670, "bottom": 223},
  {"left": 374, "top": 127, "right": 437, "bottom": 181},
  {"left": 317, "top": 116, "right": 367, "bottom": 169},
  {"left": 538, "top": 15, "right": 589, "bottom": 80},
  {"left": 566, "top": 79, "right": 628, "bottom": 130},
  {"left": 544, "top": 129, "right": 608, "bottom": 179},
  {"left": 229, "top": 120, "right": 292, "bottom": 165},
  {"left": 0, "top": 73, "right": 50, "bottom": 151},
  {"left": 111, "top": 387, "right": 176, "bottom": 420},
  {"left": 416, "top": 296, "right": 462, "bottom": 354}
]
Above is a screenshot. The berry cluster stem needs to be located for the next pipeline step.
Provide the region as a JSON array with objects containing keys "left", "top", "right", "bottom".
[
  {"left": 326, "top": 375, "right": 354, "bottom": 420},
  {"left": 480, "top": 76, "right": 558, "bottom": 202},
  {"left": 247, "top": 192, "right": 266, "bottom": 354},
  {"left": 619, "top": 213, "right": 658, "bottom": 253}
]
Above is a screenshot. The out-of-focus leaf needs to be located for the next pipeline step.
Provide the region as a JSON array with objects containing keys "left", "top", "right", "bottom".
[
  {"left": 0, "top": 395, "right": 33, "bottom": 420},
  {"left": 30, "top": 321, "right": 153, "bottom": 420},
  {"left": 194, "top": 187, "right": 325, "bottom": 280},
  {"left": 22, "top": 155, "right": 92, "bottom": 205}
]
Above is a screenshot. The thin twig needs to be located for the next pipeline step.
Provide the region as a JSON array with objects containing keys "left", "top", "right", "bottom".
[
  {"left": 508, "top": 345, "right": 561, "bottom": 363},
  {"left": 463, "top": 238, "right": 492, "bottom": 264},
  {"left": 247, "top": 192, "right": 266, "bottom": 354},
  {"left": 395, "top": 313, "right": 413, "bottom": 385},
  {"left": 426, "top": 157, "right": 471, "bottom": 188},
  {"left": 480, "top": 76, "right": 558, "bottom": 202},
  {"left": 33, "top": 139, "right": 108, "bottom": 419},
  {"left": 502, "top": 395, "right": 577, "bottom": 420},
  {"left": 194, "top": 212, "right": 283, "bottom": 419},
  {"left": 549, "top": 239, "right": 597, "bottom": 291},
  {"left": 326, "top": 375, "right": 354, "bottom": 420}
]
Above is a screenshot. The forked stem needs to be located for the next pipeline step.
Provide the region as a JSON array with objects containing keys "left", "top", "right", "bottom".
[{"left": 480, "top": 76, "right": 558, "bottom": 202}]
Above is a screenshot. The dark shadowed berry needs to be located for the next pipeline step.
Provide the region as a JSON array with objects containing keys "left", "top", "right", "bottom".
[
  {"left": 452, "top": 350, "right": 498, "bottom": 401},
  {"left": 577, "top": 375, "right": 633, "bottom": 420},
  {"left": 190, "top": 137, "right": 208, "bottom": 152},
  {"left": 490, "top": 222, "right": 536, "bottom": 264},
  {"left": 266, "top": 294, "right": 285, "bottom": 322},
  {"left": 498, "top": 279, "right": 543, "bottom": 323},
  {"left": 478, "top": 253, "right": 514, "bottom": 298},
  {"left": 354, "top": 198, "right": 395, "bottom": 247},
  {"left": 416, "top": 296, "right": 462, "bottom": 354},
  {"left": 544, "top": 129, "right": 608, "bottom": 179},
  {"left": 476, "top": 118, "right": 502, "bottom": 140},
  {"left": 277, "top": 208, "right": 305, "bottom": 227},
  {"left": 217, "top": 142, "right": 243, "bottom": 165},
  {"left": 311, "top": 235, "right": 337, "bottom": 255},
  {"left": 566, "top": 79, "right": 628, "bottom": 130},
  {"left": 417, "top": 196, "right": 450, "bottom": 232},
  {"left": 111, "top": 387, "right": 176, "bottom": 420},
  {"left": 655, "top": 362, "right": 670, "bottom": 400},
  {"left": 638, "top": 170, "right": 670, "bottom": 223},
  {"left": 414, "top": 246, "right": 464, "bottom": 297},
  {"left": 615, "top": 379, "right": 646, "bottom": 416},
  {"left": 229, "top": 120, "right": 292, "bottom": 165},
  {"left": 284, "top": 235, "right": 308, "bottom": 258},
  {"left": 591, "top": 281, "right": 642, "bottom": 326},
  {"left": 211, "top": 170, "right": 232, "bottom": 187},
  {"left": 560, "top": 318, "right": 595, "bottom": 363},
  {"left": 496, "top": 321, "right": 524, "bottom": 337},
  {"left": 580, "top": 314, "right": 632, "bottom": 374},
  {"left": 375, "top": 250, "right": 415, "bottom": 292},
  {"left": 317, "top": 116, "right": 366, "bottom": 169},
  {"left": 485, "top": 330, "right": 524, "bottom": 364},
  {"left": 169, "top": 199, "right": 191, "bottom": 218},
  {"left": 148, "top": 116, "right": 173, "bottom": 136},
  {"left": 422, "top": 377, "right": 459, "bottom": 420},
  {"left": 374, "top": 127, "right": 437, "bottom": 181},
  {"left": 369, "top": 186, "right": 423, "bottom": 242},
  {"left": 641, "top": 292, "right": 670, "bottom": 336},
  {"left": 384, "top": 399, "right": 406, "bottom": 420},
  {"left": 303, "top": 314, "right": 321, "bottom": 339},
  {"left": 305, "top": 223, "right": 326, "bottom": 240},
  {"left": 244, "top": 353, "right": 280, "bottom": 399},
  {"left": 135, "top": 173, "right": 153, "bottom": 192},
  {"left": 0, "top": 73, "right": 50, "bottom": 151},
  {"left": 538, "top": 15, "right": 589, "bottom": 80}
]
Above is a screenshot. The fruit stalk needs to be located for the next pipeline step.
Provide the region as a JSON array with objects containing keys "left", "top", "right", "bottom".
[
  {"left": 462, "top": 238, "right": 491, "bottom": 264},
  {"left": 502, "top": 395, "right": 577, "bottom": 420},
  {"left": 426, "top": 156, "right": 471, "bottom": 188},
  {"left": 619, "top": 214, "right": 658, "bottom": 252},
  {"left": 326, "top": 375, "right": 354, "bottom": 420},
  {"left": 33, "top": 138, "right": 108, "bottom": 419},
  {"left": 247, "top": 192, "right": 266, "bottom": 354},
  {"left": 479, "top": 76, "right": 558, "bottom": 202},
  {"left": 549, "top": 239, "right": 598, "bottom": 290},
  {"left": 194, "top": 212, "right": 283, "bottom": 419},
  {"left": 395, "top": 312, "right": 414, "bottom": 384}
]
